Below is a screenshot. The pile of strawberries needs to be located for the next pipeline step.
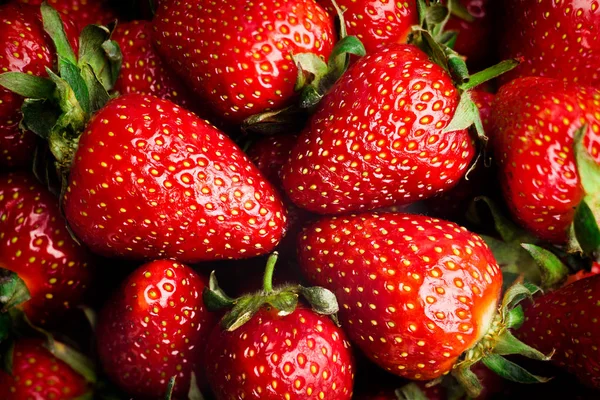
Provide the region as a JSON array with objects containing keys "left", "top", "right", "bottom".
[{"left": 1, "top": 0, "right": 599, "bottom": 399}]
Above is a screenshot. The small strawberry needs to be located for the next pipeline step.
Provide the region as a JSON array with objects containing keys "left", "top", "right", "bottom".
[
  {"left": 96, "top": 259, "right": 217, "bottom": 398},
  {"left": 152, "top": 0, "right": 336, "bottom": 124},
  {"left": 18, "top": 0, "right": 117, "bottom": 33},
  {"left": 490, "top": 77, "right": 600, "bottom": 245},
  {"left": 517, "top": 274, "right": 600, "bottom": 389},
  {"left": 498, "top": 0, "right": 600, "bottom": 88},
  {"left": 319, "top": 0, "right": 418, "bottom": 54},
  {"left": 298, "top": 212, "right": 549, "bottom": 396},
  {"left": 0, "top": 3, "right": 79, "bottom": 169},
  {"left": 203, "top": 253, "right": 355, "bottom": 400},
  {"left": 0, "top": 172, "right": 94, "bottom": 325},
  {"left": 0, "top": 338, "right": 89, "bottom": 399}
]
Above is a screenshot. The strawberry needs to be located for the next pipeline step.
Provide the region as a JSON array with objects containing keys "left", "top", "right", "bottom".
[
  {"left": 282, "top": 44, "right": 476, "bottom": 214},
  {"left": 112, "top": 20, "right": 200, "bottom": 113},
  {"left": 61, "top": 93, "right": 287, "bottom": 262},
  {"left": 0, "top": 3, "right": 78, "bottom": 169},
  {"left": 152, "top": 0, "right": 336, "bottom": 124},
  {"left": 0, "top": 338, "right": 89, "bottom": 399},
  {"left": 96, "top": 259, "right": 217, "bottom": 398},
  {"left": 203, "top": 253, "right": 355, "bottom": 400},
  {"left": 0, "top": 172, "right": 94, "bottom": 325},
  {"left": 319, "top": 0, "right": 418, "bottom": 54},
  {"left": 498, "top": 0, "right": 600, "bottom": 88},
  {"left": 490, "top": 77, "right": 600, "bottom": 244},
  {"left": 298, "top": 212, "right": 548, "bottom": 396},
  {"left": 18, "top": 0, "right": 117, "bottom": 33},
  {"left": 517, "top": 274, "right": 600, "bottom": 389}
]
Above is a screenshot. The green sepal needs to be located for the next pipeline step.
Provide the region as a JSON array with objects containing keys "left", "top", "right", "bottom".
[
  {"left": 46, "top": 340, "right": 97, "bottom": 384},
  {"left": 241, "top": 106, "right": 308, "bottom": 135},
  {"left": 329, "top": 0, "right": 348, "bottom": 39},
  {"left": 325, "top": 35, "right": 366, "bottom": 84},
  {"left": 395, "top": 383, "right": 429, "bottom": 400},
  {"left": 188, "top": 371, "right": 206, "bottom": 400},
  {"left": 574, "top": 125, "right": 600, "bottom": 208},
  {"left": 101, "top": 39, "right": 123, "bottom": 87},
  {"left": 1, "top": 340, "right": 15, "bottom": 375},
  {"left": 448, "top": 0, "right": 475, "bottom": 22},
  {"left": 451, "top": 363, "right": 482, "bottom": 399},
  {"left": 459, "top": 59, "right": 521, "bottom": 91},
  {"left": 221, "top": 295, "right": 265, "bottom": 332},
  {"left": 505, "top": 305, "right": 524, "bottom": 330},
  {"left": 21, "top": 99, "right": 61, "bottom": 139},
  {"left": 41, "top": 2, "right": 77, "bottom": 64},
  {"left": 443, "top": 91, "right": 486, "bottom": 142},
  {"left": 500, "top": 281, "right": 540, "bottom": 319},
  {"left": 266, "top": 292, "right": 299, "bottom": 317},
  {"left": 573, "top": 200, "right": 600, "bottom": 259},
  {"left": 164, "top": 376, "right": 176, "bottom": 400},
  {"left": 203, "top": 271, "right": 236, "bottom": 311},
  {"left": 300, "top": 286, "right": 339, "bottom": 315},
  {"left": 79, "top": 305, "right": 98, "bottom": 332},
  {"left": 293, "top": 53, "right": 328, "bottom": 91},
  {"left": 73, "top": 392, "right": 95, "bottom": 400},
  {"left": 0, "top": 313, "right": 12, "bottom": 344},
  {"left": 494, "top": 331, "right": 550, "bottom": 361},
  {"left": 80, "top": 64, "right": 111, "bottom": 113},
  {"left": 521, "top": 244, "right": 570, "bottom": 290},
  {"left": 446, "top": 51, "right": 469, "bottom": 85},
  {"left": 78, "top": 23, "right": 121, "bottom": 91},
  {"left": 0, "top": 72, "right": 55, "bottom": 99},
  {"left": 0, "top": 270, "right": 31, "bottom": 312},
  {"left": 58, "top": 59, "right": 91, "bottom": 114},
  {"left": 424, "top": 2, "right": 450, "bottom": 25},
  {"left": 481, "top": 354, "right": 551, "bottom": 384}
]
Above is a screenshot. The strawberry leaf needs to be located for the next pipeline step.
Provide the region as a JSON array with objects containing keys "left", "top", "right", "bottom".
[
  {"left": 448, "top": 0, "right": 475, "bottom": 22},
  {"left": 573, "top": 200, "right": 600, "bottom": 259},
  {"left": 78, "top": 23, "right": 121, "bottom": 91},
  {"left": 267, "top": 292, "right": 299, "bottom": 316},
  {"left": 481, "top": 354, "right": 551, "bottom": 384},
  {"left": 0, "top": 340, "right": 15, "bottom": 374},
  {"left": 21, "top": 99, "right": 61, "bottom": 139},
  {"left": 203, "top": 271, "right": 235, "bottom": 311},
  {"left": 505, "top": 305, "right": 524, "bottom": 329},
  {"left": 521, "top": 244, "right": 570, "bottom": 290},
  {"left": 58, "top": 59, "right": 91, "bottom": 114},
  {"left": 188, "top": 371, "right": 206, "bottom": 400},
  {"left": 0, "top": 72, "right": 56, "bottom": 99},
  {"left": 0, "top": 270, "right": 31, "bottom": 312},
  {"left": 46, "top": 340, "right": 97, "bottom": 384},
  {"left": 241, "top": 106, "right": 308, "bottom": 135},
  {"left": 221, "top": 295, "right": 264, "bottom": 331},
  {"left": 300, "top": 286, "right": 339, "bottom": 315},
  {"left": 395, "top": 383, "right": 429, "bottom": 400},
  {"left": 164, "top": 376, "right": 176, "bottom": 400},
  {"left": 41, "top": 2, "right": 77, "bottom": 64},
  {"left": 452, "top": 364, "right": 482, "bottom": 398},
  {"left": 494, "top": 331, "right": 550, "bottom": 361}
]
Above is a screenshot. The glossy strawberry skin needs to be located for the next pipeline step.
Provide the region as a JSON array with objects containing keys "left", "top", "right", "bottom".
[
  {"left": 282, "top": 44, "right": 475, "bottom": 214},
  {"left": 498, "top": 0, "right": 600, "bottom": 87},
  {"left": 0, "top": 3, "right": 78, "bottom": 169},
  {"left": 19, "top": 0, "right": 116, "bottom": 32},
  {"left": 0, "top": 173, "right": 94, "bottom": 325},
  {"left": 298, "top": 213, "right": 502, "bottom": 380},
  {"left": 206, "top": 306, "right": 355, "bottom": 400},
  {"left": 491, "top": 77, "right": 600, "bottom": 244},
  {"left": 62, "top": 93, "right": 287, "bottom": 262},
  {"left": 319, "top": 0, "right": 418, "bottom": 54},
  {"left": 0, "top": 338, "right": 89, "bottom": 400},
  {"left": 112, "top": 20, "right": 200, "bottom": 113},
  {"left": 97, "top": 260, "right": 217, "bottom": 398},
  {"left": 152, "top": 0, "right": 335, "bottom": 124},
  {"left": 517, "top": 274, "right": 600, "bottom": 389}
]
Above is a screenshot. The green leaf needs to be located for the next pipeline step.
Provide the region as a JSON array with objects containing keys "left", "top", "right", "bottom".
[
  {"left": 448, "top": 0, "right": 475, "bottom": 22},
  {"left": 425, "top": 3, "right": 450, "bottom": 25},
  {"left": 1, "top": 340, "right": 15, "bottom": 375},
  {"left": 459, "top": 59, "right": 521, "bottom": 91},
  {"left": 21, "top": 98, "right": 61, "bottom": 139},
  {"left": 0, "top": 270, "right": 31, "bottom": 312},
  {"left": 326, "top": 35, "right": 366, "bottom": 82},
  {"left": 329, "top": 0, "right": 348, "bottom": 39},
  {"left": 501, "top": 281, "right": 540, "bottom": 318},
  {"left": 266, "top": 292, "right": 298, "bottom": 316},
  {"left": 41, "top": 2, "right": 77, "bottom": 64},
  {"left": 293, "top": 53, "right": 328, "bottom": 91},
  {"left": 0, "top": 313, "right": 11, "bottom": 344},
  {"left": 188, "top": 371, "right": 205, "bottom": 400},
  {"left": 78, "top": 24, "right": 121, "bottom": 91},
  {"left": 79, "top": 305, "right": 97, "bottom": 332},
  {"left": 505, "top": 305, "right": 524, "bottom": 329},
  {"left": 395, "top": 383, "right": 429, "bottom": 400},
  {"left": 101, "top": 40, "right": 123, "bottom": 89},
  {"left": 494, "top": 331, "right": 551, "bottom": 360},
  {"left": 80, "top": 63, "right": 111, "bottom": 113},
  {"left": 0, "top": 72, "right": 56, "bottom": 99},
  {"left": 73, "top": 392, "right": 94, "bottom": 400},
  {"left": 443, "top": 91, "right": 486, "bottom": 143},
  {"left": 58, "top": 59, "right": 90, "bottom": 114},
  {"left": 222, "top": 296, "right": 264, "bottom": 332},
  {"left": 481, "top": 235, "right": 541, "bottom": 288},
  {"left": 203, "top": 271, "right": 235, "bottom": 312},
  {"left": 521, "top": 244, "right": 570, "bottom": 290},
  {"left": 241, "top": 106, "right": 308, "bottom": 135},
  {"left": 164, "top": 376, "right": 176, "bottom": 400},
  {"left": 300, "top": 286, "right": 339, "bottom": 315},
  {"left": 573, "top": 200, "right": 600, "bottom": 258},
  {"left": 446, "top": 51, "right": 470, "bottom": 85},
  {"left": 451, "top": 364, "right": 483, "bottom": 399},
  {"left": 46, "top": 340, "right": 97, "bottom": 384},
  {"left": 481, "top": 354, "right": 551, "bottom": 384},
  {"left": 469, "top": 197, "right": 538, "bottom": 244}
]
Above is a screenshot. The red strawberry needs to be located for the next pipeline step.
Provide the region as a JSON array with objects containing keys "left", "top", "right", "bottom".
[
  {"left": 112, "top": 20, "right": 200, "bottom": 113},
  {"left": 282, "top": 44, "right": 475, "bottom": 214},
  {"left": 96, "top": 259, "right": 217, "bottom": 398},
  {"left": 565, "top": 261, "right": 600, "bottom": 286},
  {"left": 490, "top": 77, "right": 600, "bottom": 244},
  {"left": 319, "top": 0, "right": 418, "bottom": 54},
  {"left": 0, "top": 172, "right": 94, "bottom": 325},
  {"left": 498, "top": 0, "right": 600, "bottom": 88},
  {"left": 18, "top": 0, "right": 116, "bottom": 32},
  {"left": 152, "top": 0, "right": 336, "bottom": 124},
  {"left": 203, "top": 254, "right": 355, "bottom": 400},
  {"left": 0, "top": 3, "right": 78, "bottom": 169},
  {"left": 61, "top": 93, "right": 287, "bottom": 262},
  {"left": 0, "top": 338, "right": 89, "bottom": 399},
  {"left": 517, "top": 274, "right": 600, "bottom": 389},
  {"left": 298, "top": 213, "right": 546, "bottom": 396}
]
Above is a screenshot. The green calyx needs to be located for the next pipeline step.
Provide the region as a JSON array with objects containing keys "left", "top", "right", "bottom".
[
  {"left": 452, "top": 281, "right": 551, "bottom": 398},
  {"left": 242, "top": 0, "right": 366, "bottom": 135},
  {"left": 203, "top": 252, "right": 340, "bottom": 331},
  {"left": 0, "top": 2, "right": 121, "bottom": 179}
]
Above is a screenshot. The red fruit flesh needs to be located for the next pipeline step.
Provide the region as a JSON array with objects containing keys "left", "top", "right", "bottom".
[
  {"left": 282, "top": 44, "right": 475, "bottom": 214},
  {"left": 491, "top": 77, "right": 600, "bottom": 244},
  {"left": 517, "top": 274, "right": 600, "bottom": 389},
  {"left": 19, "top": 0, "right": 116, "bottom": 32},
  {"left": 298, "top": 213, "right": 503, "bottom": 380},
  {"left": 0, "top": 173, "right": 94, "bottom": 325},
  {"left": 0, "top": 339, "right": 88, "bottom": 400},
  {"left": 206, "top": 306, "right": 355, "bottom": 400},
  {"left": 319, "top": 0, "right": 418, "bottom": 54},
  {"left": 498, "top": 0, "right": 600, "bottom": 88},
  {"left": 62, "top": 93, "right": 287, "bottom": 262},
  {"left": 152, "top": 0, "right": 335, "bottom": 124},
  {"left": 96, "top": 260, "right": 217, "bottom": 398}
]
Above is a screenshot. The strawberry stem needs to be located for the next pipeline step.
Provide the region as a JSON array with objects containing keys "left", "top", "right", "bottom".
[{"left": 262, "top": 252, "right": 279, "bottom": 294}]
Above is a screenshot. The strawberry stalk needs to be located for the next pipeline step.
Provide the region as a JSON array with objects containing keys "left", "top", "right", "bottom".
[{"left": 203, "top": 252, "right": 339, "bottom": 331}]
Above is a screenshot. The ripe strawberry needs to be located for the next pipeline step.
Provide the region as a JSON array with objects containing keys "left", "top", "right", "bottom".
[
  {"left": 112, "top": 20, "right": 199, "bottom": 112},
  {"left": 0, "top": 3, "right": 78, "bottom": 169},
  {"left": 319, "top": 0, "right": 418, "bottom": 54},
  {"left": 152, "top": 0, "right": 336, "bottom": 124},
  {"left": 490, "top": 77, "right": 600, "bottom": 244},
  {"left": 0, "top": 172, "right": 94, "bottom": 325},
  {"left": 498, "top": 0, "right": 600, "bottom": 87},
  {"left": 18, "top": 0, "right": 116, "bottom": 32},
  {"left": 298, "top": 213, "right": 546, "bottom": 396},
  {"left": 565, "top": 261, "right": 600, "bottom": 286},
  {"left": 517, "top": 274, "right": 600, "bottom": 389},
  {"left": 203, "top": 254, "right": 355, "bottom": 400},
  {"left": 96, "top": 259, "right": 217, "bottom": 398},
  {"left": 282, "top": 44, "right": 475, "bottom": 214},
  {"left": 0, "top": 338, "right": 89, "bottom": 399},
  {"left": 61, "top": 93, "right": 287, "bottom": 262}
]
